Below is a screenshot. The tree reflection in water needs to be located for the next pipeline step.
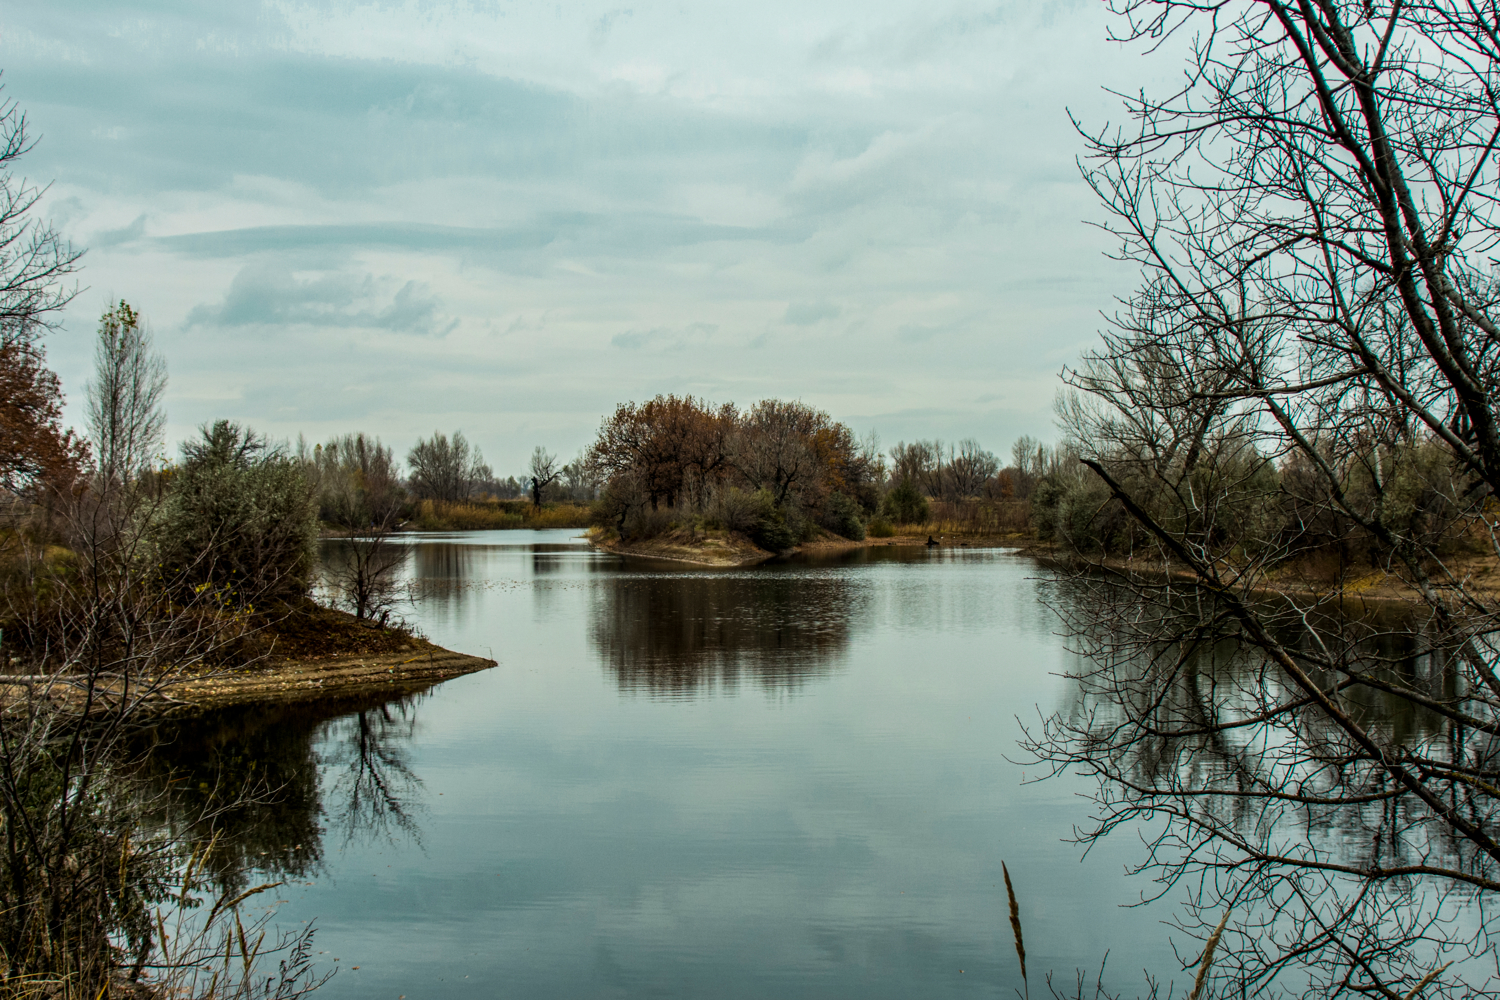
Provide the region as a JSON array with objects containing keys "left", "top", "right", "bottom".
[
  {"left": 588, "top": 571, "right": 864, "bottom": 696},
  {"left": 137, "top": 690, "right": 428, "bottom": 892},
  {"left": 1029, "top": 577, "right": 1500, "bottom": 997},
  {"left": 321, "top": 699, "right": 424, "bottom": 846}
]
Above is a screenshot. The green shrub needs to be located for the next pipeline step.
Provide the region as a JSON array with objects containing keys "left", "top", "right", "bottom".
[
  {"left": 820, "top": 491, "right": 866, "bottom": 540},
  {"left": 1030, "top": 472, "right": 1112, "bottom": 551},
  {"left": 867, "top": 516, "right": 896, "bottom": 538},
  {"left": 747, "top": 504, "right": 797, "bottom": 552},
  {"left": 882, "top": 477, "right": 929, "bottom": 524},
  {"left": 151, "top": 421, "right": 319, "bottom": 604}
]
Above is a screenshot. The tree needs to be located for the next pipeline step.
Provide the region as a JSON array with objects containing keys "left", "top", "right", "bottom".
[
  {"left": 1027, "top": 3, "right": 1500, "bottom": 996},
  {"left": 0, "top": 83, "right": 84, "bottom": 505},
  {"left": 0, "top": 340, "right": 84, "bottom": 501},
  {"left": 152, "top": 420, "right": 319, "bottom": 603},
  {"left": 304, "top": 433, "right": 404, "bottom": 530},
  {"left": 946, "top": 439, "right": 999, "bottom": 499},
  {"left": 732, "top": 399, "right": 823, "bottom": 507},
  {"left": 0, "top": 84, "right": 81, "bottom": 350},
  {"left": 585, "top": 396, "right": 737, "bottom": 510},
  {"left": 86, "top": 300, "right": 166, "bottom": 486},
  {"left": 527, "top": 447, "right": 560, "bottom": 508},
  {"left": 406, "top": 431, "right": 491, "bottom": 503},
  {"left": 302, "top": 433, "right": 407, "bottom": 621}
]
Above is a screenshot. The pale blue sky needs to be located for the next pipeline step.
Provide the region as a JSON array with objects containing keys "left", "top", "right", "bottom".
[{"left": 5, "top": 0, "right": 1161, "bottom": 475}]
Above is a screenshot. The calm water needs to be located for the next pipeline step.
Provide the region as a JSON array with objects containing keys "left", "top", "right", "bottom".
[{"left": 165, "top": 529, "right": 1185, "bottom": 998}]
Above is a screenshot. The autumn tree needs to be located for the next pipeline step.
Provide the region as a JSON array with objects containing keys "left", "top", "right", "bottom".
[
  {"left": 0, "top": 82, "right": 84, "bottom": 506},
  {"left": 585, "top": 395, "right": 737, "bottom": 509},
  {"left": 0, "top": 340, "right": 84, "bottom": 501}
]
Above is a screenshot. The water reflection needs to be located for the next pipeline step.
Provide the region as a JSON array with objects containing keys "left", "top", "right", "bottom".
[
  {"left": 1037, "top": 574, "right": 1500, "bottom": 994},
  {"left": 137, "top": 691, "right": 427, "bottom": 891},
  {"left": 588, "top": 572, "right": 864, "bottom": 696}
]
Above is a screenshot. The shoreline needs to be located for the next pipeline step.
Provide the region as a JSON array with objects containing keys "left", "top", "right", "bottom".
[
  {"left": 158, "top": 643, "right": 496, "bottom": 711},
  {"left": 586, "top": 530, "right": 1488, "bottom": 611},
  {"left": 0, "top": 639, "right": 497, "bottom": 715},
  {"left": 590, "top": 528, "right": 1030, "bottom": 567}
]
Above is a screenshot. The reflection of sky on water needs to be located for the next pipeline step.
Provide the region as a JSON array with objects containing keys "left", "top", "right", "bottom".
[
  {"left": 147, "top": 531, "right": 1500, "bottom": 998},
  {"left": 161, "top": 531, "right": 1188, "bottom": 998}
]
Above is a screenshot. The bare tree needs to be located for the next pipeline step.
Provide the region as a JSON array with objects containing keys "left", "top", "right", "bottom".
[
  {"left": 732, "top": 400, "right": 820, "bottom": 506},
  {"left": 1025, "top": 3, "right": 1500, "bottom": 997},
  {"left": 527, "top": 446, "right": 560, "bottom": 508},
  {"left": 304, "top": 433, "right": 408, "bottom": 622},
  {"left": 0, "top": 83, "right": 81, "bottom": 352},
  {"left": 406, "top": 430, "right": 490, "bottom": 503},
  {"left": 946, "top": 439, "right": 999, "bottom": 499},
  {"left": 86, "top": 300, "right": 166, "bottom": 486}
]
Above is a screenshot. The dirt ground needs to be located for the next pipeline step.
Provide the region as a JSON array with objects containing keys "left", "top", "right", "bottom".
[
  {"left": 589, "top": 526, "right": 1027, "bottom": 567},
  {"left": 1, "top": 604, "right": 496, "bottom": 715}
]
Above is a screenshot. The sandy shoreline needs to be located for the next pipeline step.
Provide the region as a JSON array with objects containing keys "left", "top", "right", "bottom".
[
  {"left": 1, "top": 641, "right": 497, "bottom": 715},
  {"left": 589, "top": 529, "right": 1027, "bottom": 567}
]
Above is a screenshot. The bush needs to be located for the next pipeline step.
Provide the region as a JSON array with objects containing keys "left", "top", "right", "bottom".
[
  {"left": 706, "top": 488, "right": 799, "bottom": 551},
  {"left": 623, "top": 504, "right": 676, "bottom": 541},
  {"left": 820, "top": 491, "right": 866, "bottom": 541},
  {"left": 747, "top": 503, "right": 797, "bottom": 553},
  {"left": 151, "top": 422, "right": 319, "bottom": 604},
  {"left": 882, "top": 477, "right": 929, "bottom": 524},
  {"left": 867, "top": 515, "right": 896, "bottom": 538},
  {"left": 1030, "top": 473, "right": 1112, "bottom": 551}
]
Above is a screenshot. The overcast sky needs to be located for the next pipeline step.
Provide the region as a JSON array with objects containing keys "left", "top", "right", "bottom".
[{"left": 5, "top": 0, "right": 1165, "bottom": 475}]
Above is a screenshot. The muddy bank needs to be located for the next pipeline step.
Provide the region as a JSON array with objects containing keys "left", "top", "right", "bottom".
[
  {"left": 590, "top": 527, "right": 1026, "bottom": 567},
  {"left": 158, "top": 644, "right": 495, "bottom": 711},
  {"left": 1, "top": 645, "right": 495, "bottom": 715},
  {"left": 589, "top": 528, "right": 775, "bottom": 567}
]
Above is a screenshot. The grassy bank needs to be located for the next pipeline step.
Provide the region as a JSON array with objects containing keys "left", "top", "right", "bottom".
[
  {"left": 408, "top": 499, "right": 592, "bottom": 531},
  {"left": 868, "top": 499, "right": 1032, "bottom": 539}
]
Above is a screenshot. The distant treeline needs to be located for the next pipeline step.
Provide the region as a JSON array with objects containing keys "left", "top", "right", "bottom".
[
  {"left": 299, "top": 430, "right": 596, "bottom": 533},
  {"left": 579, "top": 394, "right": 1059, "bottom": 549}
]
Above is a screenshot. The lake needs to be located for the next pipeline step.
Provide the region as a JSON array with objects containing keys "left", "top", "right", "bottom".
[{"left": 160, "top": 529, "right": 1184, "bottom": 999}]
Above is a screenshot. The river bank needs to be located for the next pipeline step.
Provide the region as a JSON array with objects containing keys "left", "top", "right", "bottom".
[
  {"left": 0, "top": 604, "right": 496, "bottom": 714},
  {"left": 588, "top": 526, "right": 1029, "bottom": 566}
]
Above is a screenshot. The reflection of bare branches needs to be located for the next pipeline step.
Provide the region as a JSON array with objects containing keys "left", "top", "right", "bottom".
[
  {"left": 1026, "top": 576, "right": 1500, "bottom": 997},
  {"left": 136, "top": 690, "right": 432, "bottom": 893},
  {"left": 320, "top": 699, "right": 424, "bottom": 847}
]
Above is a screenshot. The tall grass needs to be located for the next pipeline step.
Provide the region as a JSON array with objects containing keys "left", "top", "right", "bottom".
[
  {"left": 408, "top": 500, "right": 590, "bottom": 531},
  {"left": 887, "top": 500, "right": 1032, "bottom": 537}
]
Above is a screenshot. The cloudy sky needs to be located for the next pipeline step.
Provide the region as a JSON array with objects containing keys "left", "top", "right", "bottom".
[{"left": 4, "top": 0, "right": 1165, "bottom": 475}]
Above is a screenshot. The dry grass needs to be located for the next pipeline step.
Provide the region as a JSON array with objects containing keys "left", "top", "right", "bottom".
[
  {"left": 409, "top": 500, "right": 591, "bottom": 531},
  {"left": 890, "top": 499, "right": 1032, "bottom": 538}
]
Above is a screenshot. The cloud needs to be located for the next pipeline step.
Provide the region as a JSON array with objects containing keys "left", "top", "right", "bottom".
[
  {"left": 186, "top": 263, "right": 449, "bottom": 334},
  {"left": 611, "top": 322, "right": 718, "bottom": 352},
  {"left": 12, "top": 0, "right": 1144, "bottom": 468},
  {"left": 94, "top": 214, "right": 146, "bottom": 248},
  {"left": 783, "top": 300, "right": 840, "bottom": 325}
]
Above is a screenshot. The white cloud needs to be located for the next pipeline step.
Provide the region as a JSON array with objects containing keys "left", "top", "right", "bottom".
[{"left": 7, "top": 0, "right": 1164, "bottom": 474}]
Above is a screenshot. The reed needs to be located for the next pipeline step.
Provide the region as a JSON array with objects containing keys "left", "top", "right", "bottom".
[
  {"left": 1003, "top": 861, "right": 1027, "bottom": 999},
  {"left": 409, "top": 500, "right": 590, "bottom": 531},
  {"left": 1187, "top": 909, "right": 1230, "bottom": 1000},
  {"left": 889, "top": 500, "right": 1032, "bottom": 538}
]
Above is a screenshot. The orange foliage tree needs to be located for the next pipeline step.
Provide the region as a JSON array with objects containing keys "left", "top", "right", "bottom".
[{"left": 0, "top": 340, "right": 85, "bottom": 500}]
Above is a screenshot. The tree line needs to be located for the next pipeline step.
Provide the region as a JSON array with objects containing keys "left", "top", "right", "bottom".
[{"left": 579, "top": 393, "right": 1052, "bottom": 549}]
